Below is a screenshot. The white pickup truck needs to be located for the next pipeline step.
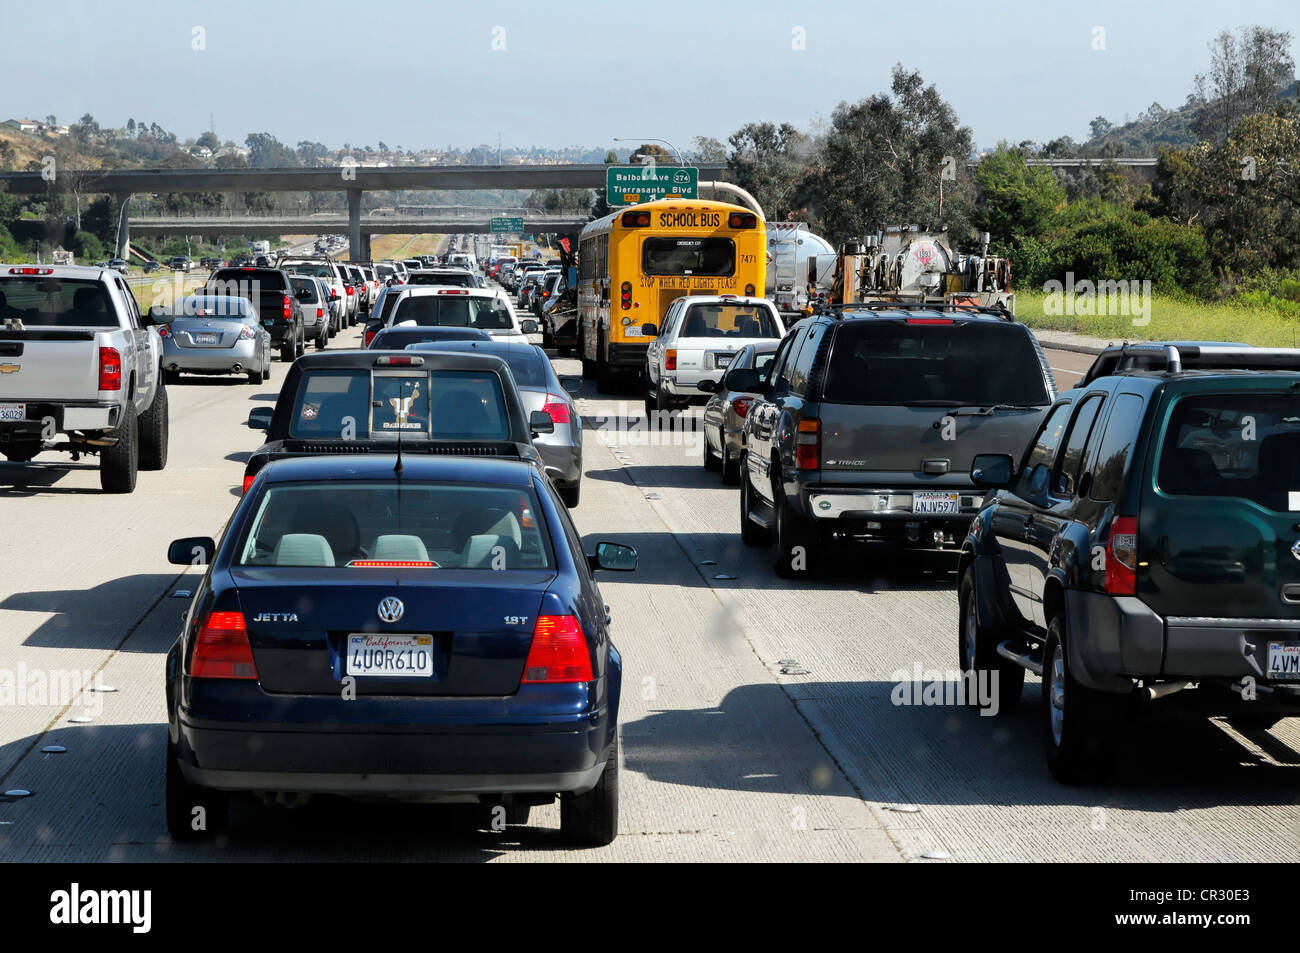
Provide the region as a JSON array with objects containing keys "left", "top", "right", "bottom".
[{"left": 0, "top": 265, "right": 169, "bottom": 492}]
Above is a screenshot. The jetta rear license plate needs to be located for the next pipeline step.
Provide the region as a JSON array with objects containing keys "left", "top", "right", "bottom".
[
  {"left": 0, "top": 403, "right": 25, "bottom": 421},
  {"left": 912, "top": 491, "right": 960, "bottom": 515},
  {"left": 1267, "top": 642, "right": 1300, "bottom": 679},
  {"left": 346, "top": 633, "right": 434, "bottom": 677}
]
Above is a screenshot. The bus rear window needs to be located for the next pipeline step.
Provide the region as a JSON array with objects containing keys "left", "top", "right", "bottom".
[{"left": 642, "top": 238, "right": 735, "bottom": 277}]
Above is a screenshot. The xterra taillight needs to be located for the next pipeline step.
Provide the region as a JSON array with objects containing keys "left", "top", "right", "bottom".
[
  {"left": 191, "top": 611, "right": 258, "bottom": 680},
  {"left": 282, "top": 295, "right": 292, "bottom": 318},
  {"left": 795, "top": 418, "right": 820, "bottom": 470},
  {"left": 1105, "top": 516, "right": 1138, "bottom": 595},
  {"left": 98, "top": 347, "right": 122, "bottom": 391},
  {"left": 522, "top": 615, "right": 592, "bottom": 683}
]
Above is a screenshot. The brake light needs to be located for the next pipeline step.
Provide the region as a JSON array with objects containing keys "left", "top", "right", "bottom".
[
  {"left": 905, "top": 318, "right": 955, "bottom": 325},
  {"left": 728, "top": 212, "right": 758, "bottom": 228},
  {"left": 732, "top": 396, "right": 754, "bottom": 418},
  {"left": 522, "top": 615, "right": 592, "bottom": 683},
  {"left": 436, "top": 288, "right": 469, "bottom": 295},
  {"left": 364, "top": 329, "right": 377, "bottom": 346},
  {"left": 374, "top": 355, "right": 424, "bottom": 366},
  {"left": 316, "top": 307, "right": 323, "bottom": 319},
  {"left": 98, "top": 347, "right": 122, "bottom": 391},
  {"left": 242, "top": 474, "right": 255, "bottom": 494},
  {"left": 541, "top": 394, "right": 571, "bottom": 424},
  {"left": 239, "top": 324, "right": 256, "bottom": 340},
  {"left": 156, "top": 324, "right": 170, "bottom": 338},
  {"left": 9, "top": 267, "right": 52, "bottom": 275},
  {"left": 282, "top": 295, "right": 292, "bottom": 318},
  {"left": 621, "top": 281, "right": 632, "bottom": 311},
  {"left": 795, "top": 417, "right": 820, "bottom": 470},
  {"left": 191, "top": 611, "right": 258, "bottom": 680},
  {"left": 620, "top": 211, "right": 651, "bottom": 228},
  {"left": 665, "top": 349, "right": 677, "bottom": 371},
  {"left": 346, "top": 285, "right": 354, "bottom": 295},
  {"left": 1105, "top": 516, "right": 1138, "bottom": 595},
  {"left": 347, "top": 560, "right": 437, "bottom": 568}
]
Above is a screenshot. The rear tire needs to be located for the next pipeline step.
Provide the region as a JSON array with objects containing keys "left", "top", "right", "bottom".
[
  {"left": 721, "top": 439, "right": 740, "bottom": 485},
  {"left": 138, "top": 380, "right": 169, "bottom": 471},
  {"left": 560, "top": 735, "right": 618, "bottom": 847},
  {"left": 100, "top": 407, "right": 138, "bottom": 493},
  {"left": 247, "top": 367, "right": 265, "bottom": 385},
  {"left": 165, "top": 741, "right": 227, "bottom": 842},
  {"left": 280, "top": 340, "right": 295, "bottom": 362},
  {"left": 1043, "top": 614, "right": 1124, "bottom": 784},
  {"left": 164, "top": 369, "right": 181, "bottom": 385},
  {"left": 703, "top": 429, "right": 721, "bottom": 471},
  {"left": 559, "top": 482, "right": 581, "bottom": 508},
  {"left": 958, "top": 571, "right": 1024, "bottom": 714},
  {"left": 772, "top": 482, "right": 817, "bottom": 578}
]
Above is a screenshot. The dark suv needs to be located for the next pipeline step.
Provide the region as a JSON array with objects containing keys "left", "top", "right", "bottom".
[
  {"left": 960, "top": 342, "right": 1300, "bottom": 782},
  {"left": 738, "top": 304, "right": 1056, "bottom": 576}
]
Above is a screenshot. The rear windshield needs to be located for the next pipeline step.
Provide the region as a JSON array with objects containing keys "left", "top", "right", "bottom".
[
  {"left": 408, "top": 271, "right": 475, "bottom": 287},
  {"left": 281, "top": 263, "right": 335, "bottom": 279},
  {"left": 1157, "top": 393, "right": 1300, "bottom": 511},
  {"left": 289, "top": 368, "right": 512, "bottom": 441},
  {"left": 235, "top": 482, "right": 552, "bottom": 570},
  {"left": 175, "top": 295, "right": 252, "bottom": 319},
  {"left": 0, "top": 277, "right": 116, "bottom": 328},
  {"left": 375, "top": 264, "right": 396, "bottom": 278},
  {"left": 680, "top": 302, "right": 778, "bottom": 338},
  {"left": 821, "top": 320, "right": 1050, "bottom": 406},
  {"left": 643, "top": 238, "right": 735, "bottom": 277},
  {"left": 208, "top": 269, "right": 288, "bottom": 292},
  {"left": 371, "top": 329, "right": 489, "bottom": 348},
  {"left": 290, "top": 278, "right": 320, "bottom": 302},
  {"left": 391, "top": 295, "right": 513, "bottom": 330}
]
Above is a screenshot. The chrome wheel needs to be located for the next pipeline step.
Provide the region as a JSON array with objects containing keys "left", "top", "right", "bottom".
[{"left": 1049, "top": 643, "right": 1066, "bottom": 747}]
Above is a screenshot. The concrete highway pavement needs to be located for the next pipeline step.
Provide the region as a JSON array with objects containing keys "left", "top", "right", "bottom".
[
  {"left": 2, "top": 323, "right": 1296, "bottom": 863},
  {"left": 0, "top": 324, "right": 897, "bottom": 862}
]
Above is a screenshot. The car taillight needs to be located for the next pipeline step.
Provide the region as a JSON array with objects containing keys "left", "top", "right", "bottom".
[
  {"left": 795, "top": 418, "right": 820, "bottom": 470},
  {"left": 282, "top": 295, "right": 292, "bottom": 318},
  {"left": 242, "top": 474, "right": 255, "bottom": 494},
  {"left": 191, "top": 611, "right": 258, "bottom": 680},
  {"left": 156, "top": 324, "right": 170, "bottom": 338},
  {"left": 905, "top": 318, "right": 955, "bottom": 325},
  {"left": 1105, "top": 516, "right": 1138, "bottom": 595},
  {"left": 732, "top": 396, "right": 754, "bottom": 418},
  {"left": 316, "top": 307, "right": 323, "bottom": 318},
  {"left": 364, "top": 329, "right": 376, "bottom": 346},
  {"left": 98, "top": 347, "right": 122, "bottom": 391},
  {"left": 239, "top": 324, "right": 256, "bottom": 340},
  {"left": 665, "top": 349, "right": 677, "bottom": 371},
  {"left": 621, "top": 281, "right": 632, "bottom": 310},
  {"left": 522, "top": 615, "right": 592, "bottom": 683},
  {"left": 541, "top": 394, "right": 571, "bottom": 424},
  {"left": 346, "top": 285, "right": 354, "bottom": 295}
]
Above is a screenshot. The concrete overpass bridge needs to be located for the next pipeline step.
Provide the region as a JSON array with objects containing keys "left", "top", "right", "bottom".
[{"left": 0, "top": 163, "right": 729, "bottom": 260}]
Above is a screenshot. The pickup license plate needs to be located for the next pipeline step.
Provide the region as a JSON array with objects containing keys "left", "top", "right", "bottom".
[
  {"left": 913, "top": 491, "right": 960, "bottom": 515},
  {"left": 714, "top": 353, "right": 733, "bottom": 369},
  {"left": 1268, "top": 642, "right": 1300, "bottom": 680},
  {"left": 194, "top": 333, "right": 219, "bottom": 344},
  {"left": 346, "top": 633, "right": 433, "bottom": 678},
  {"left": 0, "top": 403, "right": 25, "bottom": 421}
]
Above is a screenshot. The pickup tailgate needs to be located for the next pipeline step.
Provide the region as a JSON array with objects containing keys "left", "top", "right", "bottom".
[{"left": 0, "top": 331, "right": 104, "bottom": 402}]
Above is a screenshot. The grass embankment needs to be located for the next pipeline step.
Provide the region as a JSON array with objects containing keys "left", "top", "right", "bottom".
[
  {"left": 126, "top": 273, "right": 206, "bottom": 312},
  {"left": 369, "top": 234, "right": 450, "bottom": 260},
  {"left": 1014, "top": 290, "right": 1300, "bottom": 348}
]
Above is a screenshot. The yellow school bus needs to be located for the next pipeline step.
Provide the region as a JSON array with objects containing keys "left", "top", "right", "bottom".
[{"left": 577, "top": 198, "right": 766, "bottom": 390}]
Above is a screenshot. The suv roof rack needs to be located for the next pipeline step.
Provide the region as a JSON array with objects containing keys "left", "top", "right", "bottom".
[
  {"left": 814, "top": 300, "right": 1016, "bottom": 322},
  {"left": 1082, "top": 342, "right": 1300, "bottom": 385}
]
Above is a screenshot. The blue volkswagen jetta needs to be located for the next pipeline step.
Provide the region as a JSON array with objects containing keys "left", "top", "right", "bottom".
[{"left": 164, "top": 453, "right": 635, "bottom": 846}]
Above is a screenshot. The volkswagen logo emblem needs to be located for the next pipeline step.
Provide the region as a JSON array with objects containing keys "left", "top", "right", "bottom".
[
  {"left": 1292, "top": 540, "right": 1300, "bottom": 562},
  {"left": 377, "top": 596, "right": 404, "bottom": 623}
]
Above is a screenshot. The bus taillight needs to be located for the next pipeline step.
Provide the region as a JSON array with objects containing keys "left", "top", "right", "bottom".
[
  {"left": 621, "top": 281, "right": 632, "bottom": 310},
  {"left": 728, "top": 212, "right": 758, "bottom": 229},
  {"left": 621, "top": 211, "right": 651, "bottom": 227}
]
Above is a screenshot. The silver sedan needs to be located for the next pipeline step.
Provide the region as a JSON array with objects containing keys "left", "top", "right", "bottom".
[
  {"left": 698, "top": 341, "right": 779, "bottom": 484},
  {"left": 156, "top": 294, "right": 274, "bottom": 385}
]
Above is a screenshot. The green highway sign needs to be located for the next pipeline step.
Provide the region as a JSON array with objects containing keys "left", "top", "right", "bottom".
[
  {"left": 606, "top": 165, "right": 699, "bottom": 205},
  {"left": 490, "top": 217, "right": 524, "bottom": 232}
]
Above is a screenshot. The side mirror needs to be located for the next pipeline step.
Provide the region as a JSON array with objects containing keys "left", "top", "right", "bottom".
[
  {"left": 520, "top": 318, "right": 539, "bottom": 334},
  {"left": 168, "top": 536, "right": 216, "bottom": 566},
  {"left": 723, "top": 367, "right": 760, "bottom": 393},
  {"left": 247, "top": 407, "right": 273, "bottom": 431},
  {"left": 971, "top": 453, "right": 1015, "bottom": 489},
  {"left": 529, "top": 410, "right": 555, "bottom": 434},
  {"left": 588, "top": 541, "right": 637, "bottom": 573},
  {"left": 697, "top": 378, "right": 718, "bottom": 393},
  {"left": 641, "top": 323, "right": 658, "bottom": 336}
]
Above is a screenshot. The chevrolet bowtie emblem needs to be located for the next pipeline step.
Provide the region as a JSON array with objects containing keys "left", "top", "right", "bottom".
[{"left": 0, "top": 363, "right": 19, "bottom": 374}]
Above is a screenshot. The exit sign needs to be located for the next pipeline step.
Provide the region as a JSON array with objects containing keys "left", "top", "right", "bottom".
[
  {"left": 606, "top": 165, "right": 698, "bottom": 205},
  {"left": 491, "top": 217, "right": 523, "bottom": 232}
]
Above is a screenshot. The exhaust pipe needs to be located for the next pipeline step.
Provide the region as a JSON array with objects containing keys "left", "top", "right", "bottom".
[
  {"left": 1147, "top": 679, "right": 1193, "bottom": 701},
  {"left": 232, "top": 363, "right": 242, "bottom": 372},
  {"left": 168, "top": 363, "right": 179, "bottom": 371}
]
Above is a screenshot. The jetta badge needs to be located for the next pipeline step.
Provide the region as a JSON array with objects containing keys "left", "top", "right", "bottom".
[
  {"left": 1292, "top": 540, "right": 1300, "bottom": 562},
  {"left": 378, "top": 596, "right": 404, "bottom": 623}
]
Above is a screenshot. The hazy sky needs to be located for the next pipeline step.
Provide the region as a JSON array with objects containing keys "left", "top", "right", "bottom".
[{"left": 4, "top": 0, "right": 1296, "bottom": 154}]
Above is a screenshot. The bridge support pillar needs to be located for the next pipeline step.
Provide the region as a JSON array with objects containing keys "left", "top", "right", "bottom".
[
  {"left": 348, "top": 188, "right": 362, "bottom": 261},
  {"left": 359, "top": 232, "right": 371, "bottom": 260},
  {"left": 114, "top": 192, "right": 131, "bottom": 261}
]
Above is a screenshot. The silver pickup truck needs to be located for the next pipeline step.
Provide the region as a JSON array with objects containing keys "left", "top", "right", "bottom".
[{"left": 0, "top": 265, "right": 169, "bottom": 492}]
